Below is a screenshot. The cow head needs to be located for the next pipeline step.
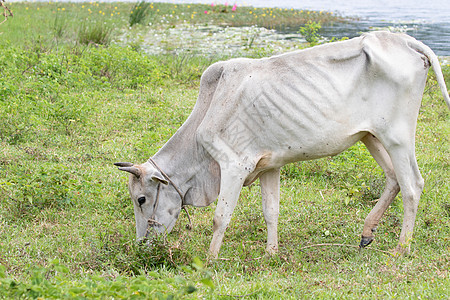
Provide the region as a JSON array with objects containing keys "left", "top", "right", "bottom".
[{"left": 114, "top": 161, "right": 183, "bottom": 242}]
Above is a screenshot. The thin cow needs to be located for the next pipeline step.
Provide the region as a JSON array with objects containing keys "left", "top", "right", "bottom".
[{"left": 115, "top": 31, "right": 450, "bottom": 258}]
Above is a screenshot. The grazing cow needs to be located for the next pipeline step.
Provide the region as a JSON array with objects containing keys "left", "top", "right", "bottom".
[{"left": 115, "top": 31, "right": 450, "bottom": 258}]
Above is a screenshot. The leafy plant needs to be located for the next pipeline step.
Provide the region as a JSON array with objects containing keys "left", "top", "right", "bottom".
[
  {"left": 49, "top": 93, "right": 87, "bottom": 135},
  {"left": 162, "top": 53, "right": 214, "bottom": 84},
  {"left": 243, "top": 27, "right": 260, "bottom": 50},
  {"left": 0, "top": 259, "right": 213, "bottom": 298},
  {"left": 299, "top": 21, "right": 322, "bottom": 46},
  {"left": 2, "top": 163, "right": 77, "bottom": 219}
]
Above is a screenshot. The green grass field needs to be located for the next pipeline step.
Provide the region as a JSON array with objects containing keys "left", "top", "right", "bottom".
[{"left": 0, "top": 2, "right": 449, "bottom": 299}]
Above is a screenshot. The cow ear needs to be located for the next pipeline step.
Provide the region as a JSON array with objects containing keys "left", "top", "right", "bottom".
[{"left": 151, "top": 171, "right": 169, "bottom": 185}]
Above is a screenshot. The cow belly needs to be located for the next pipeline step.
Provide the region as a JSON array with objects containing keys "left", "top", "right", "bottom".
[
  {"left": 269, "top": 130, "right": 367, "bottom": 164},
  {"left": 240, "top": 127, "right": 366, "bottom": 186}
]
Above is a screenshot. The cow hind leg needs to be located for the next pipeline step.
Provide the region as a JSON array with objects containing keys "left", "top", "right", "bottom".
[
  {"left": 378, "top": 131, "right": 424, "bottom": 255},
  {"left": 390, "top": 150, "right": 424, "bottom": 255},
  {"left": 360, "top": 134, "right": 400, "bottom": 248},
  {"left": 260, "top": 168, "right": 281, "bottom": 255}
]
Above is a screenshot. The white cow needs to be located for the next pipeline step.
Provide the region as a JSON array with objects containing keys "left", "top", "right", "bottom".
[{"left": 116, "top": 31, "right": 450, "bottom": 259}]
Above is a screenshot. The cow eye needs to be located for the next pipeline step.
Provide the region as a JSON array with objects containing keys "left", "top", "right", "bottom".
[{"left": 137, "top": 197, "right": 146, "bottom": 205}]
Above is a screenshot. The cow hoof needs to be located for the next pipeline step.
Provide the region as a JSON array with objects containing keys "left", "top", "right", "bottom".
[{"left": 359, "top": 236, "right": 374, "bottom": 248}]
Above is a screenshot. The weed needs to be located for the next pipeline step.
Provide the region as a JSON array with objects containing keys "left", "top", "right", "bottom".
[
  {"left": 87, "top": 230, "right": 184, "bottom": 274},
  {"left": 442, "top": 202, "right": 450, "bottom": 217},
  {"left": 50, "top": 94, "right": 87, "bottom": 135}
]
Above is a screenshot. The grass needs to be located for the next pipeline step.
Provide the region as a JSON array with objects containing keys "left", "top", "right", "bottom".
[
  {"left": 1, "top": 2, "right": 449, "bottom": 299},
  {"left": 129, "top": 1, "right": 153, "bottom": 27},
  {"left": 77, "top": 21, "right": 114, "bottom": 46}
]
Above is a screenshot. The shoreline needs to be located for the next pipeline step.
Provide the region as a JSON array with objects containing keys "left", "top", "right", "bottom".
[{"left": 5, "top": 1, "right": 449, "bottom": 55}]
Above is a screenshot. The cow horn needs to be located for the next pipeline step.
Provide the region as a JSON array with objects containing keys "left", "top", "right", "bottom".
[
  {"left": 118, "top": 167, "right": 141, "bottom": 178},
  {"left": 114, "top": 163, "right": 141, "bottom": 178},
  {"left": 114, "top": 162, "right": 134, "bottom": 167}
]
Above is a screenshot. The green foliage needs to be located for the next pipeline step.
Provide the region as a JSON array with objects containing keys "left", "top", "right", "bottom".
[
  {"left": 129, "top": 1, "right": 153, "bottom": 27},
  {"left": 299, "top": 21, "right": 322, "bottom": 46},
  {"left": 0, "top": 259, "right": 213, "bottom": 299},
  {"left": 1, "top": 162, "right": 77, "bottom": 219}
]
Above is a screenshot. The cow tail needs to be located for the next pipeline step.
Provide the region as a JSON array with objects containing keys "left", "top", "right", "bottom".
[{"left": 409, "top": 40, "right": 450, "bottom": 110}]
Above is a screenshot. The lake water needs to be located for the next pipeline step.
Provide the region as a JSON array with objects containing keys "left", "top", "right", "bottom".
[{"left": 152, "top": 0, "right": 450, "bottom": 55}]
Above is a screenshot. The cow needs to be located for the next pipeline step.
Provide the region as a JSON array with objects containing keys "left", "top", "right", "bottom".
[{"left": 115, "top": 31, "right": 450, "bottom": 259}]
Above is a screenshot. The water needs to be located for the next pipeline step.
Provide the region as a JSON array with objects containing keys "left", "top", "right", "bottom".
[{"left": 152, "top": 0, "right": 450, "bottom": 55}]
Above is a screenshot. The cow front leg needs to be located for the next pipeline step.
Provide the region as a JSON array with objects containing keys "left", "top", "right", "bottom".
[
  {"left": 360, "top": 134, "right": 400, "bottom": 248},
  {"left": 209, "top": 169, "right": 246, "bottom": 259},
  {"left": 260, "top": 168, "right": 280, "bottom": 255}
]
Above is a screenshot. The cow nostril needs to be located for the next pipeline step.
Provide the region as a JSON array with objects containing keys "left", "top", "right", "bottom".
[{"left": 138, "top": 197, "right": 146, "bottom": 205}]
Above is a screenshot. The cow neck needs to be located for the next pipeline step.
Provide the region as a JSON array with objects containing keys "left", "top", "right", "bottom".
[
  {"left": 148, "top": 157, "right": 193, "bottom": 230},
  {"left": 150, "top": 103, "right": 220, "bottom": 207},
  {"left": 151, "top": 147, "right": 199, "bottom": 192},
  {"left": 152, "top": 123, "right": 205, "bottom": 192},
  {"left": 152, "top": 139, "right": 220, "bottom": 207},
  {"left": 148, "top": 157, "right": 184, "bottom": 203}
]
